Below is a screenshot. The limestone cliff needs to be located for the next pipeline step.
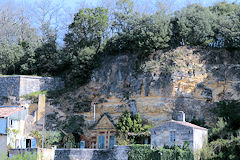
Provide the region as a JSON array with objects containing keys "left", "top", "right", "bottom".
[{"left": 45, "top": 46, "right": 240, "bottom": 129}]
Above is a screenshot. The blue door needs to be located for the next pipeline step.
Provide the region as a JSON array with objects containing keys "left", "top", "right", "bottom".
[
  {"left": 98, "top": 135, "right": 105, "bottom": 149},
  {"left": 80, "top": 141, "right": 85, "bottom": 149},
  {"left": 31, "top": 139, "right": 37, "bottom": 148},
  {"left": 110, "top": 136, "right": 115, "bottom": 149},
  {"left": 0, "top": 118, "right": 7, "bottom": 134}
]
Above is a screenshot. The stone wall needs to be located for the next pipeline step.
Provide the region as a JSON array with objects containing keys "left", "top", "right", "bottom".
[
  {"left": 9, "top": 148, "right": 55, "bottom": 160},
  {"left": 55, "top": 146, "right": 130, "bottom": 160},
  {"left": 0, "top": 135, "right": 7, "bottom": 155},
  {"left": 9, "top": 148, "right": 37, "bottom": 157},
  {"left": 9, "top": 146, "right": 130, "bottom": 160},
  {"left": 0, "top": 76, "right": 20, "bottom": 97},
  {"left": 0, "top": 75, "right": 64, "bottom": 97},
  {"left": 193, "top": 128, "right": 208, "bottom": 151}
]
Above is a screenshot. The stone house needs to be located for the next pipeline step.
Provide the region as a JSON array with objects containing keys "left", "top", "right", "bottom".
[
  {"left": 0, "top": 94, "right": 46, "bottom": 155},
  {"left": 0, "top": 106, "right": 36, "bottom": 155},
  {"left": 150, "top": 111, "right": 208, "bottom": 152}
]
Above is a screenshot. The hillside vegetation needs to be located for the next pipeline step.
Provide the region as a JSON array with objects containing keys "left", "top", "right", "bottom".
[
  {"left": 0, "top": 1, "right": 240, "bottom": 159},
  {"left": 0, "top": 1, "right": 240, "bottom": 86}
]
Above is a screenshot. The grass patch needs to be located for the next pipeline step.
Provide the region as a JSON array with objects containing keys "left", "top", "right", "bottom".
[
  {"left": 20, "top": 90, "right": 47, "bottom": 101},
  {"left": 0, "top": 151, "right": 37, "bottom": 160}
]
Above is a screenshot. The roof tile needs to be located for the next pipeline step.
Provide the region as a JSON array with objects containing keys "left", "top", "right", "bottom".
[
  {"left": 170, "top": 120, "right": 208, "bottom": 130},
  {"left": 0, "top": 106, "right": 25, "bottom": 118}
]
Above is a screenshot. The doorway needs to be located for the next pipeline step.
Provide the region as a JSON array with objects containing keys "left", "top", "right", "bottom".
[
  {"left": 98, "top": 135, "right": 105, "bottom": 149},
  {"left": 110, "top": 136, "right": 115, "bottom": 149},
  {"left": 26, "top": 139, "right": 31, "bottom": 148}
]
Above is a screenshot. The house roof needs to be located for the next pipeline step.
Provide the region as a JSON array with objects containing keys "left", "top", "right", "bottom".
[
  {"left": 170, "top": 120, "right": 208, "bottom": 131},
  {"left": 151, "top": 120, "right": 208, "bottom": 131},
  {"left": 92, "top": 114, "right": 115, "bottom": 130},
  {"left": 0, "top": 106, "right": 25, "bottom": 118}
]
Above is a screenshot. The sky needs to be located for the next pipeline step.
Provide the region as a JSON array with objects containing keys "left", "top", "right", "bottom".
[
  {"left": 4, "top": 0, "right": 240, "bottom": 12},
  {"left": 1, "top": 0, "right": 239, "bottom": 45}
]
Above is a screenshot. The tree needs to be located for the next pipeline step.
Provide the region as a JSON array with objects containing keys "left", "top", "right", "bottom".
[
  {"left": 63, "top": 7, "right": 108, "bottom": 85},
  {"left": 17, "top": 41, "right": 37, "bottom": 75},
  {"left": 64, "top": 47, "right": 97, "bottom": 85},
  {"left": 116, "top": 111, "right": 145, "bottom": 143},
  {"left": 33, "top": 35, "right": 60, "bottom": 76},
  {"left": 0, "top": 41, "right": 24, "bottom": 74},
  {"left": 214, "top": 101, "right": 240, "bottom": 131},
  {"left": 112, "top": 0, "right": 134, "bottom": 34},
  {"left": 0, "top": 2, "right": 41, "bottom": 75},
  {"left": 201, "top": 137, "right": 240, "bottom": 160},
  {"left": 31, "top": 0, "right": 65, "bottom": 43},
  {"left": 116, "top": 0, "right": 134, "bottom": 14},
  {"left": 105, "top": 12, "right": 171, "bottom": 55},
  {"left": 210, "top": 2, "right": 240, "bottom": 48},
  {"left": 0, "top": 2, "right": 40, "bottom": 45},
  {"left": 176, "top": 4, "right": 214, "bottom": 46},
  {"left": 209, "top": 118, "right": 228, "bottom": 140},
  {"left": 64, "top": 7, "right": 109, "bottom": 55},
  {"left": 30, "top": 130, "right": 61, "bottom": 148},
  {"left": 62, "top": 115, "right": 85, "bottom": 144},
  {"left": 116, "top": 111, "right": 133, "bottom": 140}
]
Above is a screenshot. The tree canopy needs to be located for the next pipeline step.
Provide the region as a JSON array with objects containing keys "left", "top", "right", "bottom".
[{"left": 0, "top": 1, "right": 240, "bottom": 83}]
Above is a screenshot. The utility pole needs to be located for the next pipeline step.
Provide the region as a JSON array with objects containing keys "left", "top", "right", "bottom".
[{"left": 94, "top": 103, "right": 96, "bottom": 121}]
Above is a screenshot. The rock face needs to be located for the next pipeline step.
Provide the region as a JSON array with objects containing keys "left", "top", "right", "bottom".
[{"left": 46, "top": 46, "right": 240, "bottom": 129}]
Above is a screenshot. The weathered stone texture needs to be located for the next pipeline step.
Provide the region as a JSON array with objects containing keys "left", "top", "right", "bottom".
[
  {"left": 9, "top": 146, "right": 130, "bottom": 160},
  {"left": 151, "top": 121, "right": 194, "bottom": 148},
  {"left": 150, "top": 121, "right": 208, "bottom": 152},
  {"left": 0, "top": 76, "right": 64, "bottom": 97},
  {"left": 46, "top": 46, "right": 240, "bottom": 129},
  {"left": 0, "top": 135, "right": 7, "bottom": 155},
  {"left": 54, "top": 146, "right": 130, "bottom": 160},
  {"left": 193, "top": 128, "right": 208, "bottom": 151},
  {"left": 9, "top": 148, "right": 55, "bottom": 160},
  {"left": 0, "top": 76, "right": 20, "bottom": 97}
]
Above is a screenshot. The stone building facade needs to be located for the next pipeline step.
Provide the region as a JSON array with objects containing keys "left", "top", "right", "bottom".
[
  {"left": 150, "top": 112, "right": 208, "bottom": 152},
  {"left": 87, "top": 114, "right": 116, "bottom": 149},
  {"left": 0, "top": 106, "right": 29, "bottom": 155},
  {"left": 0, "top": 94, "right": 47, "bottom": 155},
  {"left": 0, "top": 75, "right": 64, "bottom": 97}
]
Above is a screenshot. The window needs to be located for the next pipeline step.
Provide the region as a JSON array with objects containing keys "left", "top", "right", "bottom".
[
  {"left": 9, "top": 119, "right": 12, "bottom": 127},
  {"left": 170, "top": 131, "right": 176, "bottom": 142},
  {"left": 15, "top": 139, "right": 20, "bottom": 148},
  {"left": 8, "top": 119, "right": 20, "bottom": 129}
]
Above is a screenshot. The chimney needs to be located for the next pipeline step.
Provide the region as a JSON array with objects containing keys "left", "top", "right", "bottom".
[
  {"left": 37, "top": 94, "right": 46, "bottom": 122},
  {"left": 177, "top": 111, "right": 185, "bottom": 122}
]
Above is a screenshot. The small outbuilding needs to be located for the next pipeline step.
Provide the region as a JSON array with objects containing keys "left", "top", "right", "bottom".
[
  {"left": 88, "top": 114, "right": 116, "bottom": 149},
  {"left": 150, "top": 111, "right": 208, "bottom": 152}
]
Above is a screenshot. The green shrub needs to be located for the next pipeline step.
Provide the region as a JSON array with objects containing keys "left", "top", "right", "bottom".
[
  {"left": 0, "top": 152, "right": 37, "bottom": 160},
  {"left": 116, "top": 111, "right": 147, "bottom": 144},
  {"left": 20, "top": 90, "right": 47, "bottom": 102},
  {"left": 30, "top": 130, "right": 62, "bottom": 148},
  {"left": 128, "top": 144, "right": 194, "bottom": 160},
  {"left": 200, "top": 137, "right": 240, "bottom": 160}
]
